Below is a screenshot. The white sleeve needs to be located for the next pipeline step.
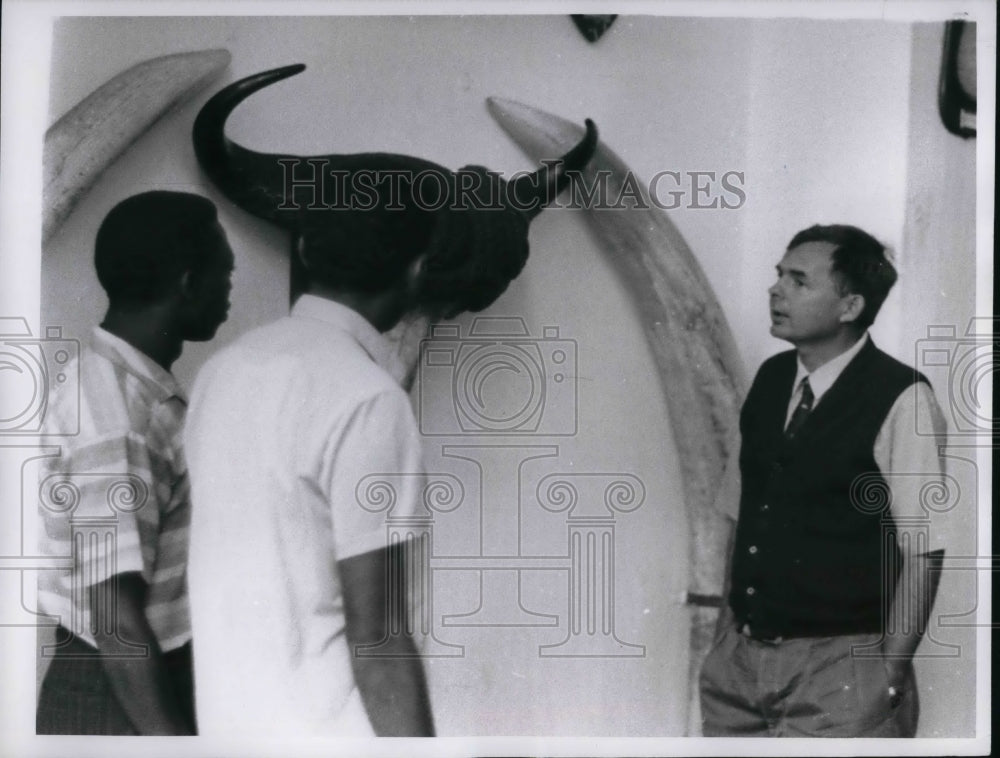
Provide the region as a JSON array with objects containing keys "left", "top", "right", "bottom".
[
  {"left": 874, "top": 382, "right": 949, "bottom": 552},
  {"left": 323, "top": 389, "right": 426, "bottom": 561}
]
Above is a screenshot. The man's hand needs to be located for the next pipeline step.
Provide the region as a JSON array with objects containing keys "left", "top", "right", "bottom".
[
  {"left": 882, "top": 657, "right": 909, "bottom": 707},
  {"left": 877, "top": 547, "right": 943, "bottom": 734},
  {"left": 880, "top": 654, "right": 918, "bottom": 736}
]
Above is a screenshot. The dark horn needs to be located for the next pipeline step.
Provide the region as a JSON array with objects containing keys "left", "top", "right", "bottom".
[
  {"left": 510, "top": 118, "right": 598, "bottom": 218},
  {"left": 192, "top": 64, "right": 307, "bottom": 225}
]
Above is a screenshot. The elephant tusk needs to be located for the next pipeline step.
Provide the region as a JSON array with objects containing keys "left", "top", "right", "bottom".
[
  {"left": 487, "top": 96, "right": 747, "bottom": 735},
  {"left": 43, "top": 49, "right": 232, "bottom": 243}
]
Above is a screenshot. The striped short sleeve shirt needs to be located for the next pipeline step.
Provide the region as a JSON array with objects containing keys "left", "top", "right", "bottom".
[{"left": 37, "top": 327, "right": 191, "bottom": 652}]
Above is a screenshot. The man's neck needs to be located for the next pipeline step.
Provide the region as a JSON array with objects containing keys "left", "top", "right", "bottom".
[
  {"left": 303, "top": 286, "right": 404, "bottom": 334},
  {"left": 794, "top": 330, "right": 864, "bottom": 373},
  {"left": 100, "top": 308, "right": 182, "bottom": 371}
]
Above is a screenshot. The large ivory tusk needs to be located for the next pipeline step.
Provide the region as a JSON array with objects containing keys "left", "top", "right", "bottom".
[
  {"left": 43, "top": 49, "right": 232, "bottom": 243},
  {"left": 487, "top": 96, "right": 747, "bottom": 735}
]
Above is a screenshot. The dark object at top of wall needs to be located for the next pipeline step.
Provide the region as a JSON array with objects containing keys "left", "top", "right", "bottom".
[
  {"left": 571, "top": 15, "right": 618, "bottom": 43},
  {"left": 939, "top": 20, "right": 976, "bottom": 139}
]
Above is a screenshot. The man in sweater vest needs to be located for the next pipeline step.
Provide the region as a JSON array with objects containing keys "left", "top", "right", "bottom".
[{"left": 699, "top": 224, "right": 948, "bottom": 737}]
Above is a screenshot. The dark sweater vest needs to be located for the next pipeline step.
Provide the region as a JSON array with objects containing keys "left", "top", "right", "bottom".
[{"left": 729, "top": 338, "right": 929, "bottom": 637}]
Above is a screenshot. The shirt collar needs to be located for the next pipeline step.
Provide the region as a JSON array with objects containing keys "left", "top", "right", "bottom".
[
  {"left": 89, "top": 327, "right": 186, "bottom": 403},
  {"left": 793, "top": 332, "right": 869, "bottom": 404},
  {"left": 290, "top": 294, "right": 407, "bottom": 384}
]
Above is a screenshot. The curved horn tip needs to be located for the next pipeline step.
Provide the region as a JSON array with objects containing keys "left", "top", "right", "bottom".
[
  {"left": 229, "top": 63, "right": 307, "bottom": 91},
  {"left": 277, "top": 63, "right": 307, "bottom": 76},
  {"left": 192, "top": 62, "right": 309, "bottom": 225},
  {"left": 561, "top": 118, "right": 599, "bottom": 168},
  {"left": 250, "top": 62, "right": 307, "bottom": 85}
]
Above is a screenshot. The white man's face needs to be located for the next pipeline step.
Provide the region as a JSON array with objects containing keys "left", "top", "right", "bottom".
[{"left": 768, "top": 240, "right": 858, "bottom": 347}]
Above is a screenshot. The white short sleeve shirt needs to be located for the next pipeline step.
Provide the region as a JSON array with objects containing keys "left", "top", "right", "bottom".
[{"left": 185, "top": 295, "right": 424, "bottom": 735}]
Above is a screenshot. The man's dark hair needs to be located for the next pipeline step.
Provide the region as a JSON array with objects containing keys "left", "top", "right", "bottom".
[
  {"left": 419, "top": 167, "right": 530, "bottom": 314},
  {"left": 95, "top": 191, "right": 220, "bottom": 307},
  {"left": 295, "top": 167, "right": 529, "bottom": 314},
  {"left": 787, "top": 224, "right": 897, "bottom": 330},
  {"left": 297, "top": 197, "right": 437, "bottom": 296}
]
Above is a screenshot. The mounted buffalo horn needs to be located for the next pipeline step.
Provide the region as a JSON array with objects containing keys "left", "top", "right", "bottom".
[{"left": 192, "top": 64, "right": 598, "bottom": 312}]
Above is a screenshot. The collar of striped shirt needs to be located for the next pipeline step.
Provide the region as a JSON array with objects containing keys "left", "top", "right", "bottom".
[
  {"left": 89, "top": 326, "right": 187, "bottom": 403},
  {"left": 290, "top": 294, "right": 406, "bottom": 382}
]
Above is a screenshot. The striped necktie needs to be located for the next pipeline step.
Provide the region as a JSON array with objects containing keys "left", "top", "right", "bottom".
[{"left": 784, "top": 377, "right": 814, "bottom": 440}]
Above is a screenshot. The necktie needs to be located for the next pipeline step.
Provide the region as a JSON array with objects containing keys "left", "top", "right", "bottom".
[{"left": 784, "top": 377, "right": 814, "bottom": 440}]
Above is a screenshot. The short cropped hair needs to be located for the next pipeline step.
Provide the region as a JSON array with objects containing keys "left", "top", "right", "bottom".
[
  {"left": 787, "top": 224, "right": 897, "bottom": 330},
  {"left": 296, "top": 167, "right": 528, "bottom": 313},
  {"left": 419, "top": 167, "right": 530, "bottom": 314},
  {"left": 297, "top": 204, "right": 436, "bottom": 295},
  {"left": 95, "top": 191, "right": 220, "bottom": 307}
]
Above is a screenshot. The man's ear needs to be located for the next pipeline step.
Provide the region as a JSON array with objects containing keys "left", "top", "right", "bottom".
[
  {"left": 839, "top": 292, "right": 865, "bottom": 324},
  {"left": 176, "top": 270, "right": 195, "bottom": 301},
  {"left": 290, "top": 233, "right": 309, "bottom": 305},
  {"left": 404, "top": 253, "right": 429, "bottom": 295},
  {"left": 407, "top": 253, "right": 428, "bottom": 282}
]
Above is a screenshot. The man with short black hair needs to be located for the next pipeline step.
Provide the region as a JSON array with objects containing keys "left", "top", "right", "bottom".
[
  {"left": 37, "top": 190, "right": 234, "bottom": 735},
  {"left": 699, "top": 223, "right": 948, "bottom": 737},
  {"left": 184, "top": 174, "right": 441, "bottom": 737},
  {"left": 184, "top": 66, "right": 597, "bottom": 735}
]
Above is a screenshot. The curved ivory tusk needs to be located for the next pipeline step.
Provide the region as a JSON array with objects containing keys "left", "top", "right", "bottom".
[
  {"left": 43, "top": 49, "right": 232, "bottom": 243},
  {"left": 487, "top": 95, "right": 747, "bottom": 735}
]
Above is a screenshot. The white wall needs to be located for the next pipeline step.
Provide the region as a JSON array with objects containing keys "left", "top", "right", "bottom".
[
  {"left": 897, "top": 22, "right": 980, "bottom": 740},
  {"left": 37, "top": 13, "right": 980, "bottom": 738},
  {"left": 735, "top": 19, "right": 981, "bottom": 737},
  {"left": 739, "top": 19, "right": 913, "bottom": 371}
]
